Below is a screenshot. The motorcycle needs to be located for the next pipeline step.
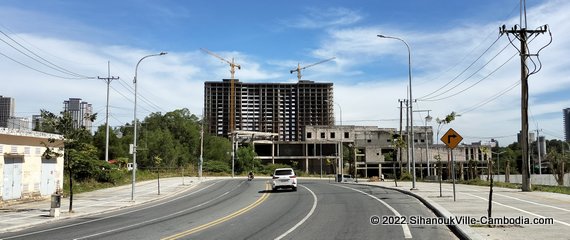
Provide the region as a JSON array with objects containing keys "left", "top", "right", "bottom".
[{"left": 248, "top": 173, "right": 254, "bottom": 181}]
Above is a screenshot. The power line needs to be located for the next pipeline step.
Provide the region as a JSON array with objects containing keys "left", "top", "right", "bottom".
[
  {"left": 420, "top": 40, "right": 512, "bottom": 101},
  {"left": 418, "top": 35, "right": 502, "bottom": 100},
  {"left": 0, "top": 30, "right": 91, "bottom": 78},
  {"left": 0, "top": 50, "right": 94, "bottom": 80}
]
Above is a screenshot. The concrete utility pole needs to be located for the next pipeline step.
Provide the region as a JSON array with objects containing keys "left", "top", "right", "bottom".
[
  {"left": 398, "top": 99, "right": 405, "bottom": 175},
  {"left": 98, "top": 61, "right": 119, "bottom": 162},
  {"left": 499, "top": 0, "right": 550, "bottom": 191}
]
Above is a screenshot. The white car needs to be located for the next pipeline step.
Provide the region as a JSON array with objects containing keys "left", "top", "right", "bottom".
[{"left": 271, "top": 168, "right": 297, "bottom": 191}]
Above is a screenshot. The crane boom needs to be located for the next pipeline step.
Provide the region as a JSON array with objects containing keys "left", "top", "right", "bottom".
[
  {"left": 290, "top": 57, "right": 336, "bottom": 81},
  {"left": 201, "top": 48, "right": 241, "bottom": 135}
]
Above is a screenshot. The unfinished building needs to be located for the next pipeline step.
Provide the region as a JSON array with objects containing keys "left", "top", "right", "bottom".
[{"left": 204, "top": 79, "right": 334, "bottom": 141}]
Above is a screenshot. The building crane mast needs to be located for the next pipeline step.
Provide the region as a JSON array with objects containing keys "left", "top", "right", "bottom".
[
  {"left": 290, "top": 57, "right": 335, "bottom": 81},
  {"left": 201, "top": 48, "right": 241, "bottom": 135}
]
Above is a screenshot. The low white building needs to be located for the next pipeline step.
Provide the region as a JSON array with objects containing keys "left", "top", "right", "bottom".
[{"left": 1, "top": 128, "right": 64, "bottom": 203}]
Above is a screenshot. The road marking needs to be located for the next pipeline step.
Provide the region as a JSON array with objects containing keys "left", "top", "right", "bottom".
[
  {"left": 338, "top": 185, "right": 413, "bottom": 239},
  {"left": 274, "top": 185, "right": 318, "bottom": 240},
  {"left": 462, "top": 192, "right": 570, "bottom": 227},
  {"left": 3, "top": 181, "right": 221, "bottom": 240},
  {"left": 162, "top": 183, "right": 271, "bottom": 240},
  {"left": 457, "top": 185, "right": 570, "bottom": 212},
  {"left": 491, "top": 193, "right": 570, "bottom": 212}
]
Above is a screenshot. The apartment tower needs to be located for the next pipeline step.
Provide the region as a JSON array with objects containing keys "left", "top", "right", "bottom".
[{"left": 204, "top": 79, "right": 334, "bottom": 141}]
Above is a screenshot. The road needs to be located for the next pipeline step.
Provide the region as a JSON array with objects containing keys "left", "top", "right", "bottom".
[{"left": 0, "top": 179, "right": 457, "bottom": 240}]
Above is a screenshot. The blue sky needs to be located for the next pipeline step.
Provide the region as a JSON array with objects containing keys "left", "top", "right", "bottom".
[{"left": 1, "top": 0, "right": 568, "bottom": 145}]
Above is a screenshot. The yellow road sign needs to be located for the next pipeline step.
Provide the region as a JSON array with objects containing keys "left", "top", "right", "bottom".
[{"left": 441, "top": 128, "right": 463, "bottom": 149}]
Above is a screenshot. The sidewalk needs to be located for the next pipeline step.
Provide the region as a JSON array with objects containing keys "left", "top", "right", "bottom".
[
  {"left": 360, "top": 180, "right": 570, "bottom": 240},
  {"left": 0, "top": 177, "right": 206, "bottom": 233}
]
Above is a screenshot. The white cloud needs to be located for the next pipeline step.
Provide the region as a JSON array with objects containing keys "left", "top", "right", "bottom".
[
  {"left": 307, "top": 1, "right": 570, "bottom": 144},
  {"left": 284, "top": 7, "right": 363, "bottom": 29}
]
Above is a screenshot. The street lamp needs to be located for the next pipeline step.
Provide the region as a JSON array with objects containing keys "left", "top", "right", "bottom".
[
  {"left": 132, "top": 52, "right": 167, "bottom": 201},
  {"left": 424, "top": 113, "right": 432, "bottom": 177},
  {"left": 378, "top": 34, "right": 416, "bottom": 189}
]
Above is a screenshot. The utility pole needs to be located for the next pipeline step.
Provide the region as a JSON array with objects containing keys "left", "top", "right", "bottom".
[
  {"left": 98, "top": 61, "right": 119, "bottom": 162},
  {"left": 398, "top": 99, "right": 406, "bottom": 174},
  {"left": 500, "top": 0, "right": 550, "bottom": 192},
  {"left": 536, "top": 127, "right": 541, "bottom": 174}
]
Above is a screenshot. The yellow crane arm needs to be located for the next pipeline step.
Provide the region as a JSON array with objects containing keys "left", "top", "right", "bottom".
[{"left": 290, "top": 57, "right": 336, "bottom": 81}]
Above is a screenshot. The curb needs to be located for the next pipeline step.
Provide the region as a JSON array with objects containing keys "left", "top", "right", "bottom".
[{"left": 355, "top": 182, "right": 484, "bottom": 240}]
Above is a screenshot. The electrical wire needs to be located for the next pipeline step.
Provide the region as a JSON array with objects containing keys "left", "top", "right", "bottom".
[
  {"left": 0, "top": 30, "right": 91, "bottom": 79},
  {"left": 423, "top": 48, "right": 517, "bottom": 102},
  {"left": 418, "top": 35, "right": 502, "bottom": 100}
]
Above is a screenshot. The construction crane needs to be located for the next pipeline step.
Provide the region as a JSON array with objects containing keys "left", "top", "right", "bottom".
[
  {"left": 201, "top": 48, "right": 241, "bottom": 135},
  {"left": 290, "top": 57, "right": 336, "bottom": 81}
]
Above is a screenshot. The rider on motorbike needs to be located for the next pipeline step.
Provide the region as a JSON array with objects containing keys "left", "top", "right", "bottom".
[{"left": 248, "top": 171, "right": 254, "bottom": 180}]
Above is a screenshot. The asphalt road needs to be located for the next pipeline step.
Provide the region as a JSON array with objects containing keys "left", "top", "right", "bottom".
[{"left": 0, "top": 179, "right": 457, "bottom": 240}]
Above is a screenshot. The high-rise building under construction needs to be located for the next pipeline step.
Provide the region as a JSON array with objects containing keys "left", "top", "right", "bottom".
[{"left": 204, "top": 79, "right": 334, "bottom": 141}]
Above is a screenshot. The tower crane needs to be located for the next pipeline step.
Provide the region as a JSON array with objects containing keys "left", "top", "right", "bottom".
[
  {"left": 290, "top": 57, "right": 336, "bottom": 81},
  {"left": 201, "top": 48, "right": 241, "bottom": 135}
]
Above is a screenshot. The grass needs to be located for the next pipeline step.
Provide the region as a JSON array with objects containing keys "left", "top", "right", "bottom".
[{"left": 62, "top": 168, "right": 194, "bottom": 196}]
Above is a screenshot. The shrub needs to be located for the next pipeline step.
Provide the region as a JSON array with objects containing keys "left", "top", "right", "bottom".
[{"left": 203, "top": 161, "right": 231, "bottom": 173}]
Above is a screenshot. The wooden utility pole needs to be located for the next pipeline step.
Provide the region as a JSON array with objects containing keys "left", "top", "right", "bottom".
[{"left": 499, "top": 1, "right": 550, "bottom": 191}]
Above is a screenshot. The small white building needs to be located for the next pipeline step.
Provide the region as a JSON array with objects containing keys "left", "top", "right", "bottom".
[{"left": 1, "top": 128, "right": 64, "bottom": 203}]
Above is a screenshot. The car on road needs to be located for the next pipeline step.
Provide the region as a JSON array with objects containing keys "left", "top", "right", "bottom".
[{"left": 271, "top": 168, "right": 297, "bottom": 191}]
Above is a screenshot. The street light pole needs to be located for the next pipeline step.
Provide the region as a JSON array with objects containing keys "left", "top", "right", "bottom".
[
  {"left": 378, "top": 34, "right": 416, "bottom": 189},
  {"left": 132, "top": 52, "right": 167, "bottom": 201}
]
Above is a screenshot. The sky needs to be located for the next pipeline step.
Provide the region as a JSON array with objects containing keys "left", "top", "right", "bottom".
[{"left": 0, "top": 0, "right": 568, "bottom": 146}]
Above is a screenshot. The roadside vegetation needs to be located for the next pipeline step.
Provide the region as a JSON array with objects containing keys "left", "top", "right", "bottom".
[{"left": 37, "top": 108, "right": 302, "bottom": 201}]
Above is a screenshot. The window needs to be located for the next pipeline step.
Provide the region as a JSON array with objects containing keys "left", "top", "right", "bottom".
[
  {"left": 321, "top": 132, "right": 325, "bottom": 138},
  {"left": 307, "top": 132, "right": 312, "bottom": 139},
  {"left": 367, "top": 139, "right": 371, "bottom": 143},
  {"left": 344, "top": 132, "right": 349, "bottom": 138},
  {"left": 330, "top": 132, "right": 336, "bottom": 139}
]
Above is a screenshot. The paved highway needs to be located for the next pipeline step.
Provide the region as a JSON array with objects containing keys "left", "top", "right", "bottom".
[{"left": 0, "top": 179, "right": 457, "bottom": 240}]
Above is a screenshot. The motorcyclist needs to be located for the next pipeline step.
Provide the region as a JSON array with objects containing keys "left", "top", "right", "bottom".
[{"left": 248, "top": 171, "right": 254, "bottom": 181}]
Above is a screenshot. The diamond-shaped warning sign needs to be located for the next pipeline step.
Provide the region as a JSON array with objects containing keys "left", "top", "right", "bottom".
[{"left": 441, "top": 128, "right": 463, "bottom": 149}]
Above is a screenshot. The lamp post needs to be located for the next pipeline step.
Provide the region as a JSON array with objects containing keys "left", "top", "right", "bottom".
[
  {"left": 424, "top": 113, "right": 432, "bottom": 177},
  {"left": 132, "top": 52, "right": 167, "bottom": 201},
  {"left": 378, "top": 34, "right": 416, "bottom": 189}
]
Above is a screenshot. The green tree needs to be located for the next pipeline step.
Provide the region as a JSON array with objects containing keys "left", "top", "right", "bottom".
[
  {"left": 236, "top": 145, "right": 259, "bottom": 174},
  {"left": 39, "top": 109, "right": 97, "bottom": 212}
]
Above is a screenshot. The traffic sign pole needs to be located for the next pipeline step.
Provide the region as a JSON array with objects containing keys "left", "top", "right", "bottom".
[{"left": 440, "top": 128, "right": 463, "bottom": 202}]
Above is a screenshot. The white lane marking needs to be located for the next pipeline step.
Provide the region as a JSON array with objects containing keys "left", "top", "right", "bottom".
[
  {"left": 458, "top": 185, "right": 570, "bottom": 212},
  {"left": 493, "top": 193, "right": 570, "bottom": 212},
  {"left": 73, "top": 181, "right": 247, "bottom": 239},
  {"left": 274, "top": 185, "right": 318, "bottom": 240},
  {"left": 462, "top": 192, "right": 570, "bottom": 227},
  {"left": 3, "top": 181, "right": 221, "bottom": 240},
  {"left": 338, "top": 185, "right": 413, "bottom": 239}
]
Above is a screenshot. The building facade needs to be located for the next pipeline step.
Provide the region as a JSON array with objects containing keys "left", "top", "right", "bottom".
[
  {"left": 0, "top": 96, "right": 15, "bottom": 128},
  {"left": 562, "top": 108, "right": 570, "bottom": 142},
  {"left": 7, "top": 117, "right": 30, "bottom": 130},
  {"left": 204, "top": 79, "right": 334, "bottom": 141},
  {"left": 1, "top": 128, "right": 64, "bottom": 202},
  {"left": 63, "top": 98, "right": 93, "bottom": 130}
]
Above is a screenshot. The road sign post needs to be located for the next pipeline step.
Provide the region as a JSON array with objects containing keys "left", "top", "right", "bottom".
[{"left": 441, "top": 128, "right": 463, "bottom": 202}]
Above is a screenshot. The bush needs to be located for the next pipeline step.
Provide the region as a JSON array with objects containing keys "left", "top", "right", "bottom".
[
  {"left": 399, "top": 171, "right": 412, "bottom": 181},
  {"left": 203, "top": 161, "right": 231, "bottom": 173},
  {"left": 259, "top": 164, "right": 291, "bottom": 175}
]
